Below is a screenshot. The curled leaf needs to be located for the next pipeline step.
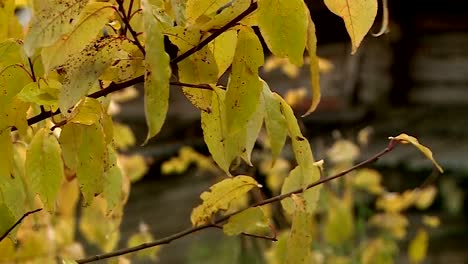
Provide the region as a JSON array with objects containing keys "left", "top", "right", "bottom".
[{"left": 389, "top": 134, "right": 443, "bottom": 173}]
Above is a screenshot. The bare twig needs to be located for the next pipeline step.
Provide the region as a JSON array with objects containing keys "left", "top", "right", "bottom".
[
  {"left": 115, "top": 0, "right": 146, "bottom": 55},
  {"left": 76, "top": 142, "right": 396, "bottom": 263},
  {"left": 0, "top": 208, "right": 42, "bottom": 242},
  {"left": 212, "top": 224, "right": 277, "bottom": 241}
]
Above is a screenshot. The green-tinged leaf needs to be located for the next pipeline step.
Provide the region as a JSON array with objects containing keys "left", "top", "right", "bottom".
[
  {"left": 408, "top": 229, "right": 428, "bottom": 264},
  {"left": 59, "top": 36, "right": 130, "bottom": 112},
  {"left": 68, "top": 97, "right": 102, "bottom": 125},
  {"left": 198, "top": 0, "right": 250, "bottom": 31},
  {"left": 324, "top": 0, "right": 377, "bottom": 54},
  {"left": 142, "top": 0, "right": 172, "bottom": 143},
  {"left": 0, "top": 39, "right": 27, "bottom": 69},
  {"left": 324, "top": 195, "right": 354, "bottom": 245},
  {"left": 285, "top": 195, "right": 313, "bottom": 264},
  {"left": 0, "top": 238, "right": 15, "bottom": 261},
  {"left": 0, "top": 165, "right": 26, "bottom": 225},
  {"left": 25, "top": 128, "right": 64, "bottom": 211},
  {"left": 0, "top": 97, "right": 29, "bottom": 137},
  {"left": 18, "top": 79, "right": 60, "bottom": 110},
  {"left": 304, "top": 12, "right": 321, "bottom": 115},
  {"left": 23, "top": 0, "right": 88, "bottom": 56},
  {"left": 240, "top": 93, "right": 264, "bottom": 165},
  {"left": 186, "top": 0, "right": 230, "bottom": 24},
  {"left": 210, "top": 30, "right": 237, "bottom": 77},
  {"left": 77, "top": 124, "right": 107, "bottom": 205},
  {"left": 127, "top": 223, "right": 160, "bottom": 260},
  {"left": 257, "top": 0, "right": 308, "bottom": 65},
  {"left": 223, "top": 207, "right": 269, "bottom": 236},
  {"left": 59, "top": 123, "right": 83, "bottom": 172},
  {"left": 0, "top": 64, "right": 32, "bottom": 107},
  {"left": 276, "top": 94, "right": 315, "bottom": 164},
  {"left": 389, "top": 134, "right": 443, "bottom": 173},
  {"left": 191, "top": 175, "right": 260, "bottom": 226},
  {"left": 79, "top": 197, "right": 121, "bottom": 252},
  {"left": 225, "top": 26, "right": 263, "bottom": 133},
  {"left": 41, "top": 1, "right": 116, "bottom": 71},
  {"left": 0, "top": 128, "right": 14, "bottom": 178},
  {"left": 102, "top": 147, "right": 123, "bottom": 213},
  {"left": 281, "top": 165, "right": 321, "bottom": 215},
  {"left": 261, "top": 81, "right": 287, "bottom": 165}
]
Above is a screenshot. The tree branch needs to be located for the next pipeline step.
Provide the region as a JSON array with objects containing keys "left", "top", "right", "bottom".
[
  {"left": 115, "top": 0, "right": 146, "bottom": 55},
  {"left": 76, "top": 141, "right": 396, "bottom": 263},
  {"left": 0, "top": 208, "right": 42, "bottom": 242}
]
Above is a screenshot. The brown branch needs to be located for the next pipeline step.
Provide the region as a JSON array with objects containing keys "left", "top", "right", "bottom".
[
  {"left": 169, "top": 81, "right": 213, "bottom": 90},
  {"left": 76, "top": 141, "right": 396, "bottom": 263},
  {"left": 115, "top": 0, "right": 146, "bottom": 55},
  {"left": 0, "top": 208, "right": 42, "bottom": 242},
  {"left": 212, "top": 224, "right": 277, "bottom": 241}
]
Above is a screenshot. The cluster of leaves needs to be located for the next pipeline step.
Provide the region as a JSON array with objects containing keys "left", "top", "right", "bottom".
[{"left": 0, "top": 0, "right": 442, "bottom": 263}]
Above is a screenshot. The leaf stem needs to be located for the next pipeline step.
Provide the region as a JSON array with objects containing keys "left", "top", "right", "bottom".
[
  {"left": 0, "top": 208, "right": 42, "bottom": 242},
  {"left": 76, "top": 142, "right": 395, "bottom": 263}
]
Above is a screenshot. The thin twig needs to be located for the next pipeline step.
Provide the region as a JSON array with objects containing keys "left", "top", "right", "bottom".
[
  {"left": 76, "top": 142, "right": 396, "bottom": 263},
  {"left": 115, "top": 0, "right": 146, "bottom": 55},
  {"left": 0, "top": 208, "right": 43, "bottom": 242},
  {"left": 212, "top": 224, "right": 277, "bottom": 241}
]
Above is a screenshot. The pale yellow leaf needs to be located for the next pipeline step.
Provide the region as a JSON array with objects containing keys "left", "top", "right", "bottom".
[
  {"left": 186, "top": 0, "right": 230, "bottom": 24},
  {"left": 324, "top": 0, "right": 377, "bottom": 54},
  {"left": 225, "top": 26, "right": 263, "bottom": 134},
  {"left": 414, "top": 186, "right": 437, "bottom": 210},
  {"left": 210, "top": 30, "right": 237, "bottom": 78},
  {"left": 191, "top": 175, "right": 260, "bottom": 226},
  {"left": 389, "top": 133, "right": 443, "bottom": 173},
  {"left": 25, "top": 128, "right": 64, "bottom": 211},
  {"left": 41, "top": 2, "right": 116, "bottom": 71},
  {"left": 285, "top": 195, "right": 313, "bottom": 264},
  {"left": 223, "top": 207, "right": 269, "bottom": 236}
]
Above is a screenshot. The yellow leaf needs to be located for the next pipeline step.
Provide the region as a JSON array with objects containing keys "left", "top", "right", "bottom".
[
  {"left": 408, "top": 229, "right": 428, "bottom": 263},
  {"left": 223, "top": 207, "right": 269, "bottom": 236},
  {"left": 113, "top": 122, "right": 136, "bottom": 150},
  {"left": 118, "top": 154, "right": 148, "bottom": 183},
  {"left": 210, "top": 30, "right": 237, "bottom": 78},
  {"left": 102, "top": 147, "right": 123, "bottom": 213},
  {"left": 285, "top": 195, "right": 313, "bottom": 264},
  {"left": 257, "top": 0, "right": 308, "bottom": 65},
  {"left": 281, "top": 165, "right": 321, "bottom": 215},
  {"left": 225, "top": 26, "right": 263, "bottom": 134},
  {"left": 327, "top": 139, "right": 360, "bottom": 164},
  {"left": 24, "top": 0, "right": 88, "bottom": 56},
  {"left": 324, "top": 0, "right": 377, "bottom": 54},
  {"left": 414, "top": 186, "right": 437, "bottom": 210},
  {"left": 190, "top": 175, "right": 260, "bottom": 226},
  {"left": 25, "top": 128, "right": 64, "bottom": 212},
  {"left": 127, "top": 223, "right": 160, "bottom": 260},
  {"left": 389, "top": 133, "right": 443, "bottom": 173},
  {"left": 41, "top": 1, "right": 116, "bottom": 71},
  {"left": 304, "top": 12, "right": 321, "bottom": 115},
  {"left": 59, "top": 36, "right": 130, "bottom": 112},
  {"left": 142, "top": 0, "right": 172, "bottom": 143},
  {"left": 68, "top": 97, "right": 103, "bottom": 125},
  {"left": 240, "top": 91, "right": 264, "bottom": 166},
  {"left": 361, "top": 238, "right": 398, "bottom": 264},
  {"left": 186, "top": 0, "right": 230, "bottom": 24},
  {"left": 198, "top": 0, "right": 250, "bottom": 31}
]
